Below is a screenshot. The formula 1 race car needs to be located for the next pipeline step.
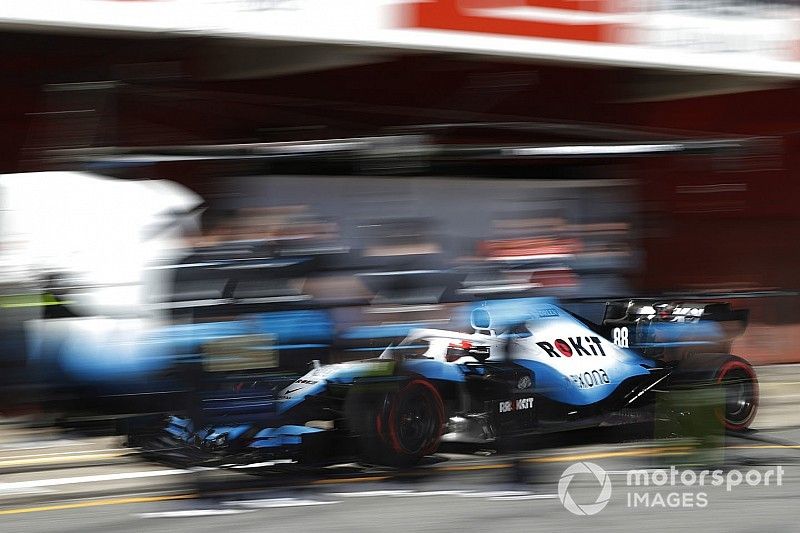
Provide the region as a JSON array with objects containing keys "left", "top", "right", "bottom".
[{"left": 141, "top": 298, "right": 758, "bottom": 467}]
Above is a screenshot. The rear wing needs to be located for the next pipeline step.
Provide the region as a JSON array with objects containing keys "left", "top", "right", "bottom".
[
  {"left": 604, "top": 300, "right": 748, "bottom": 326},
  {"left": 601, "top": 300, "right": 748, "bottom": 355}
]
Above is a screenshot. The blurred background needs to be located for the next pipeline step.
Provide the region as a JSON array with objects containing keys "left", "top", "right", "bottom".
[
  {"left": 2, "top": 0, "right": 800, "bottom": 439},
  {"left": 1, "top": 1, "right": 800, "bottom": 530}
]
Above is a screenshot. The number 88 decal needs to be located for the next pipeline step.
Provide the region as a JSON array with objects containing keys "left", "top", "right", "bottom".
[{"left": 612, "top": 327, "right": 629, "bottom": 348}]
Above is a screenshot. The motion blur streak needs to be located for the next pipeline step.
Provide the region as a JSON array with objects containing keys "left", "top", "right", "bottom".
[
  {"left": 1, "top": 1, "right": 800, "bottom": 532},
  {"left": 0, "top": 494, "right": 194, "bottom": 516}
]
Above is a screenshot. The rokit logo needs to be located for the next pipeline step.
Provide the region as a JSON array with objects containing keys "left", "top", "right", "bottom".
[
  {"left": 536, "top": 337, "right": 607, "bottom": 358},
  {"left": 499, "top": 397, "right": 534, "bottom": 413}
]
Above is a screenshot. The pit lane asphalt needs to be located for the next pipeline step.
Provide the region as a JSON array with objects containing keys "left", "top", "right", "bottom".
[
  {"left": 3, "top": 364, "right": 800, "bottom": 532},
  {"left": 2, "top": 426, "right": 800, "bottom": 533},
  {"left": 4, "top": 434, "right": 800, "bottom": 533}
]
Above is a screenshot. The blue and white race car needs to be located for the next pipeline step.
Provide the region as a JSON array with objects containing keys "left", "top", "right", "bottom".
[{"left": 149, "top": 298, "right": 758, "bottom": 466}]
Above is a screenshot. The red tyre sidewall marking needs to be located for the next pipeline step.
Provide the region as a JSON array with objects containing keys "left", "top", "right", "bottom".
[
  {"left": 715, "top": 360, "right": 759, "bottom": 431},
  {"left": 384, "top": 379, "right": 445, "bottom": 456},
  {"left": 375, "top": 412, "right": 384, "bottom": 442}
]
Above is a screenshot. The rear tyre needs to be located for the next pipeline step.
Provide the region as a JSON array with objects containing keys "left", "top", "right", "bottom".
[
  {"left": 675, "top": 354, "right": 758, "bottom": 432},
  {"left": 714, "top": 356, "right": 758, "bottom": 431},
  {"left": 346, "top": 379, "right": 445, "bottom": 466}
]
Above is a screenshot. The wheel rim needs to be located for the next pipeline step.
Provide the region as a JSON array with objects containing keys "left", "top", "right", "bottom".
[
  {"left": 718, "top": 364, "right": 758, "bottom": 429},
  {"left": 387, "top": 381, "right": 443, "bottom": 456},
  {"left": 395, "top": 390, "right": 436, "bottom": 453}
]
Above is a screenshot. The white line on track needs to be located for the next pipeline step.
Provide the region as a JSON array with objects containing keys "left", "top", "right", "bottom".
[
  {"left": 327, "top": 490, "right": 414, "bottom": 497},
  {"left": 459, "top": 491, "right": 531, "bottom": 498},
  {"left": 489, "top": 494, "right": 559, "bottom": 501},
  {"left": 326, "top": 489, "right": 556, "bottom": 501},
  {"left": 230, "top": 460, "right": 296, "bottom": 469},
  {"left": 228, "top": 498, "right": 341, "bottom": 508},
  {"left": 0, "top": 488, "right": 54, "bottom": 496},
  {"left": 138, "top": 509, "right": 254, "bottom": 518},
  {"left": 0, "top": 440, "right": 89, "bottom": 451},
  {"left": 389, "top": 490, "right": 470, "bottom": 497},
  {"left": 0, "top": 469, "right": 189, "bottom": 492}
]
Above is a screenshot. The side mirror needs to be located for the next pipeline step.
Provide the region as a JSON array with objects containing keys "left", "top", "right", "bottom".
[
  {"left": 445, "top": 345, "right": 466, "bottom": 362},
  {"left": 446, "top": 341, "right": 491, "bottom": 362},
  {"left": 468, "top": 345, "right": 491, "bottom": 362}
]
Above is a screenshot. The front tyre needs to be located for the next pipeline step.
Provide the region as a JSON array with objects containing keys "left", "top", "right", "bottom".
[{"left": 346, "top": 379, "right": 445, "bottom": 466}]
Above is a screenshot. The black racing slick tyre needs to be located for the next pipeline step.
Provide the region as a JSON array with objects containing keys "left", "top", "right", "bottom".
[
  {"left": 345, "top": 379, "right": 445, "bottom": 467},
  {"left": 675, "top": 354, "right": 759, "bottom": 432},
  {"left": 713, "top": 356, "right": 759, "bottom": 431}
]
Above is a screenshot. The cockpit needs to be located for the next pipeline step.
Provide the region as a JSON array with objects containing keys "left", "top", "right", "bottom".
[{"left": 380, "top": 329, "right": 501, "bottom": 364}]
